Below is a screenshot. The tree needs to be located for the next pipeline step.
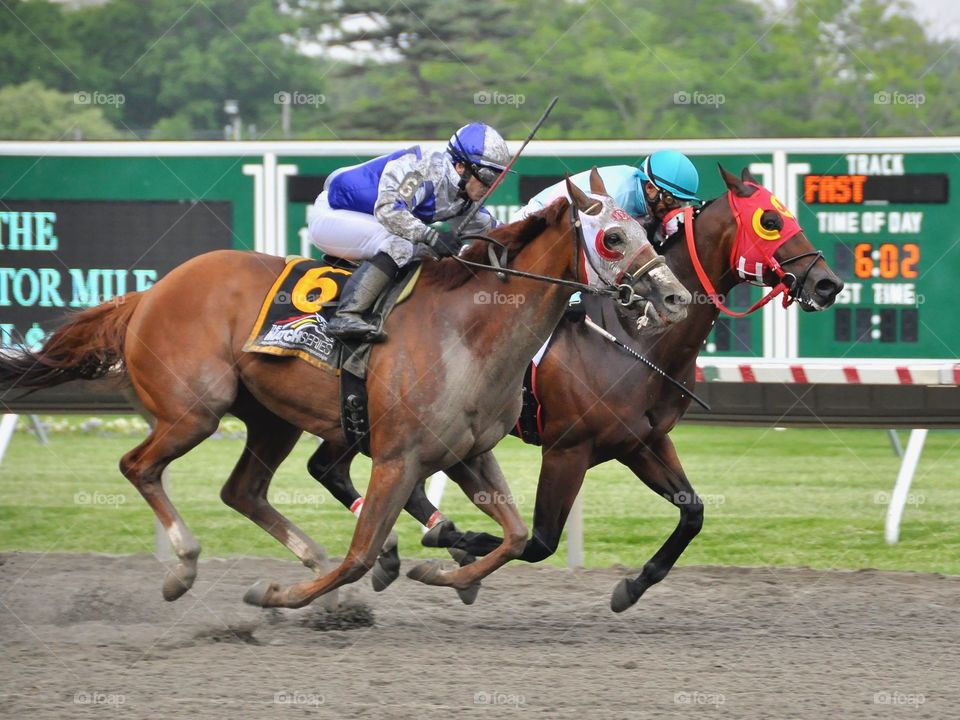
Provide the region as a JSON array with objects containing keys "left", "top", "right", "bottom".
[
  {"left": 0, "top": 81, "right": 123, "bottom": 140},
  {"left": 304, "top": 0, "right": 519, "bottom": 137}
]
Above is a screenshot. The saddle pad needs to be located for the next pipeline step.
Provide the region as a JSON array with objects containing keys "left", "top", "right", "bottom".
[
  {"left": 243, "top": 257, "right": 352, "bottom": 371},
  {"left": 244, "top": 256, "right": 421, "bottom": 372}
]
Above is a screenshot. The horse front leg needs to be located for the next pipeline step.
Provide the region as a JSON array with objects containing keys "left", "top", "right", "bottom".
[
  {"left": 519, "top": 445, "right": 592, "bottom": 562},
  {"left": 426, "top": 445, "right": 591, "bottom": 563},
  {"left": 244, "top": 456, "right": 417, "bottom": 609},
  {"left": 610, "top": 434, "right": 703, "bottom": 613},
  {"left": 306, "top": 440, "right": 398, "bottom": 590},
  {"left": 306, "top": 442, "right": 456, "bottom": 591},
  {"left": 406, "top": 450, "right": 527, "bottom": 596}
]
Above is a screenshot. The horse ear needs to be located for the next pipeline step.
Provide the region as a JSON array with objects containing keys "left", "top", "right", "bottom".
[
  {"left": 741, "top": 167, "right": 760, "bottom": 185},
  {"left": 565, "top": 175, "right": 595, "bottom": 212},
  {"left": 718, "top": 163, "right": 749, "bottom": 196},
  {"left": 589, "top": 166, "right": 609, "bottom": 196}
]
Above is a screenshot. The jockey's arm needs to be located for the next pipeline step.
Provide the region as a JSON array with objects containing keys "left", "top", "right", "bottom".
[{"left": 373, "top": 155, "right": 440, "bottom": 244}]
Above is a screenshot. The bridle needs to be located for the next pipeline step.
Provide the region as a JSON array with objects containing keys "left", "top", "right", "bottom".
[
  {"left": 455, "top": 200, "right": 665, "bottom": 307},
  {"left": 681, "top": 195, "right": 825, "bottom": 318}
]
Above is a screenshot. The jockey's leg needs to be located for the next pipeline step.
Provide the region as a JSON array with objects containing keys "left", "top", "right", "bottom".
[
  {"left": 326, "top": 252, "right": 398, "bottom": 342},
  {"left": 308, "top": 191, "right": 413, "bottom": 343}
]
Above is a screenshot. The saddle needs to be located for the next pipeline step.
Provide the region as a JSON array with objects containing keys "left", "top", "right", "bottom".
[
  {"left": 244, "top": 255, "right": 421, "bottom": 455},
  {"left": 510, "top": 293, "right": 588, "bottom": 446}
]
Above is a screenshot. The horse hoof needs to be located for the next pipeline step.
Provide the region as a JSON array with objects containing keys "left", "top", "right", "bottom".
[
  {"left": 161, "top": 566, "right": 195, "bottom": 602},
  {"left": 610, "top": 578, "right": 640, "bottom": 613},
  {"left": 455, "top": 583, "right": 481, "bottom": 605},
  {"left": 244, "top": 580, "right": 278, "bottom": 607},
  {"left": 420, "top": 522, "right": 447, "bottom": 548},
  {"left": 447, "top": 547, "right": 476, "bottom": 566},
  {"left": 371, "top": 547, "right": 401, "bottom": 593},
  {"left": 406, "top": 559, "right": 443, "bottom": 585}
]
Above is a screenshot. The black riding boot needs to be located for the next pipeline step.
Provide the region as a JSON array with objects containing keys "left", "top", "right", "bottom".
[{"left": 326, "top": 253, "right": 397, "bottom": 342}]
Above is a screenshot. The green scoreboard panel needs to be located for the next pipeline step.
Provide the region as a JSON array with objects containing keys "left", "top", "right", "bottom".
[
  {"left": 0, "top": 153, "right": 251, "bottom": 350},
  {"left": 5, "top": 142, "right": 957, "bottom": 361},
  {"left": 795, "top": 152, "right": 959, "bottom": 358},
  {"left": 280, "top": 151, "right": 772, "bottom": 358}
]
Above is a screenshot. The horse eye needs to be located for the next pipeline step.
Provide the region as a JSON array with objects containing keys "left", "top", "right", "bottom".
[
  {"left": 606, "top": 231, "right": 624, "bottom": 246},
  {"left": 761, "top": 212, "right": 783, "bottom": 231}
]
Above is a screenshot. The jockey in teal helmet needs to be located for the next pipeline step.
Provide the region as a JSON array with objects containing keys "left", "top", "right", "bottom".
[
  {"left": 635, "top": 150, "right": 701, "bottom": 241},
  {"left": 516, "top": 149, "right": 700, "bottom": 243}
]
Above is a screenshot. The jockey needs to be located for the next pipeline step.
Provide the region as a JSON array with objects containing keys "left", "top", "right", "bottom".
[
  {"left": 515, "top": 149, "right": 700, "bottom": 243},
  {"left": 309, "top": 122, "right": 510, "bottom": 342}
]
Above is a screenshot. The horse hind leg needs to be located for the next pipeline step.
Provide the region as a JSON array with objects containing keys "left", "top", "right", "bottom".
[
  {"left": 120, "top": 414, "right": 218, "bottom": 601},
  {"left": 221, "top": 410, "right": 339, "bottom": 609}
]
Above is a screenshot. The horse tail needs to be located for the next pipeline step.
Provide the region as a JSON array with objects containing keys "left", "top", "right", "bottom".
[{"left": 0, "top": 292, "right": 142, "bottom": 392}]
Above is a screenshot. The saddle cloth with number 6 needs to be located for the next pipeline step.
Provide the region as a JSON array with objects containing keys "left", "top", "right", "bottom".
[{"left": 243, "top": 255, "right": 421, "bottom": 372}]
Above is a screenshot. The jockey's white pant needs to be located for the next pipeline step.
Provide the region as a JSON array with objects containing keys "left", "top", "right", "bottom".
[{"left": 308, "top": 191, "right": 416, "bottom": 266}]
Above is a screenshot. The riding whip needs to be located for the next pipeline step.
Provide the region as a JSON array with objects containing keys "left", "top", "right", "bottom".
[
  {"left": 583, "top": 315, "right": 712, "bottom": 411},
  {"left": 456, "top": 96, "right": 560, "bottom": 233}
]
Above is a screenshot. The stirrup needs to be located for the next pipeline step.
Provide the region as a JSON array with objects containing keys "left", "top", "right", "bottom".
[{"left": 327, "top": 317, "right": 387, "bottom": 343}]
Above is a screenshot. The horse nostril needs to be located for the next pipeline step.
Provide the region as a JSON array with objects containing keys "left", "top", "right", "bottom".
[
  {"left": 816, "top": 277, "right": 842, "bottom": 299},
  {"left": 665, "top": 289, "right": 691, "bottom": 311}
]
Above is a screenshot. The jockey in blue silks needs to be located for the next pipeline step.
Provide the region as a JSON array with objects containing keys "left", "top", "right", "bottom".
[
  {"left": 309, "top": 122, "right": 511, "bottom": 342},
  {"left": 516, "top": 149, "right": 701, "bottom": 244}
]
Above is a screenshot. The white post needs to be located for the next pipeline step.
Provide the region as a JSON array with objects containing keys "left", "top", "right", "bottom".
[
  {"left": 0, "top": 414, "right": 19, "bottom": 465},
  {"left": 567, "top": 490, "right": 584, "bottom": 568},
  {"left": 276, "top": 163, "right": 298, "bottom": 259},
  {"left": 242, "top": 163, "right": 265, "bottom": 253},
  {"left": 885, "top": 428, "right": 928, "bottom": 544}
]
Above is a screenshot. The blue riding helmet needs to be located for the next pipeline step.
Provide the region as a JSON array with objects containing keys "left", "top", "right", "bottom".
[
  {"left": 447, "top": 122, "right": 512, "bottom": 186},
  {"left": 636, "top": 150, "right": 700, "bottom": 203}
]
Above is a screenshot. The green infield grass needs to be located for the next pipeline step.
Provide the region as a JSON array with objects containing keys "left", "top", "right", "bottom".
[{"left": 1, "top": 418, "right": 957, "bottom": 574}]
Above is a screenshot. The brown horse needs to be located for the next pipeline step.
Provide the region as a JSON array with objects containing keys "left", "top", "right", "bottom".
[
  {"left": 0, "top": 172, "right": 690, "bottom": 609},
  {"left": 306, "top": 166, "right": 844, "bottom": 609}
]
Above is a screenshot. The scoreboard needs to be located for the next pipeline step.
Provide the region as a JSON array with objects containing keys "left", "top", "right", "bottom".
[
  {"left": 796, "top": 152, "right": 958, "bottom": 358},
  {"left": 2, "top": 140, "right": 958, "bottom": 361}
]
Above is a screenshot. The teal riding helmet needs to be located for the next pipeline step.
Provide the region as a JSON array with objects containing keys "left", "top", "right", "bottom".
[{"left": 636, "top": 150, "right": 701, "bottom": 203}]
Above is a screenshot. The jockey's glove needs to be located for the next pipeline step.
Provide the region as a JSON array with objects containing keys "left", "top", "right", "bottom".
[{"left": 423, "top": 228, "right": 463, "bottom": 258}]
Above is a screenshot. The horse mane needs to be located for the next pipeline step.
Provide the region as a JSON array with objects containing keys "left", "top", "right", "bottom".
[{"left": 421, "top": 197, "right": 571, "bottom": 290}]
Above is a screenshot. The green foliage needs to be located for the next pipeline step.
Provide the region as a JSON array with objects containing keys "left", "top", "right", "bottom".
[
  {"left": 0, "top": 81, "right": 123, "bottom": 140},
  {"left": 0, "top": 0, "right": 957, "bottom": 139}
]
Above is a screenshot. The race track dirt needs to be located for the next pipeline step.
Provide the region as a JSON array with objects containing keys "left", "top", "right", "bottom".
[{"left": 1, "top": 552, "right": 957, "bottom": 719}]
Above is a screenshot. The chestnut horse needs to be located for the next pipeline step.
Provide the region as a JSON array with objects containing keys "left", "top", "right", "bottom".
[
  {"left": 306, "top": 166, "right": 844, "bottom": 609},
  {"left": 0, "top": 172, "right": 690, "bottom": 609}
]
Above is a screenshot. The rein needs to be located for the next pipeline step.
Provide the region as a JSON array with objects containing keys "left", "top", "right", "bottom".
[
  {"left": 682, "top": 202, "right": 818, "bottom": 318},
  {"left": 454, "top": 202, "right": 664, "bottom": 307}
]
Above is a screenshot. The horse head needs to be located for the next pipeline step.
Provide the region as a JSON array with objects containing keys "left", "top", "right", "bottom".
[
  {"left": 566, "top": 168, "right": 690, "bottom": 325},
  {"left": 715, "top": 165, "right": 843, "bottom": 311}
]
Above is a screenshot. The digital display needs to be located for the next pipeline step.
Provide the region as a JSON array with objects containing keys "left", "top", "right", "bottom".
[
  {"left": 803, "top": 173, "right": 949, "bottom": 205},
  {"left": 852, "top": 242, "right": 920, "bottom": 280},
  {"left": 798, "top": 152, "right": 960, "bottom": 357},
  {"left": 0, "top": 200, "right": 233, "bottom": 349}
]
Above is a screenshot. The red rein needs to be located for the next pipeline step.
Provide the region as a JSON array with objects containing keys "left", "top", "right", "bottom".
[{"left": 682, "top": 199, "right": 794, "bottom": 318}]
